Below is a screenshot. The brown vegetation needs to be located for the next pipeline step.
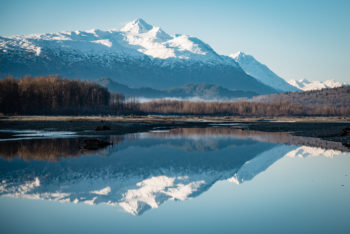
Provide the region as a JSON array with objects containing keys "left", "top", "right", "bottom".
[
  {"left": 138, "top": 99, "right": 350, "bottom": 116},
  {"left": 138, "top": 86, "right": 350, "bottom": 116},
  {"left": 1, "top": 76, "right": 349, "bottom": 116},
  {"left": 0, "top": 75, "right": 110, "bottom": 114},
  {"left": 258, "top": 86, "right": 350, "bottom": 108}
]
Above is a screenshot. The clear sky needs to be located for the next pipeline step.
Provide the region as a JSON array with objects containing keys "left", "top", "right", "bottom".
[{"left": 1, "top": 0, "right": 349, "bottom": 83}]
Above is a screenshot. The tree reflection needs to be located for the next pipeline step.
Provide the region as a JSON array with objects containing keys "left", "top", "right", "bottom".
[{"left": 0, "top": 127, "right": 348, "bottom": 162}]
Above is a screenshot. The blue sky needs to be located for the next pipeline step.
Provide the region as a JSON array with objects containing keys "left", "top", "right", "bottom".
[{"left": 1, "top": 0, "right": 349, "bottom": 83}]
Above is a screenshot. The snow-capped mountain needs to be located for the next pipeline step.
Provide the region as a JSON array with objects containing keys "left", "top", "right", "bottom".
[
  {"left": 0, "top": 18, "right": 221, "bottom": 61},
  {"left": 230, "top": 51, "right": 347, "bottom": 92},
  {"left": 230, "top": 52, "right": 300, "bottom": 92},
  {"left": 0, "top": 18, "right": 276, "bottom": 94},
  {"left": 287, "top": 79, "right": 347, "bottom": 91}
]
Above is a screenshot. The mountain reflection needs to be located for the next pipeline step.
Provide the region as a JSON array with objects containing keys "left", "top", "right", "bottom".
[
  {"left": 0, "top": 127, "right": 347, "bottom": 215},
  {"left": 0, "top": 127, "right": 348, "bottom": 162},
  {"left": 146, "top": 127, "right": 349, "bottom": 152}
]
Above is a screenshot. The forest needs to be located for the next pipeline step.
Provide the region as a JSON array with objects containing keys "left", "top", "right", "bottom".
[
  {"left": 257, "top": 86, "right": 350, "bottom": 108},
  {"left": 0, "top": 76, "right": 349, "bottom": 116},
  {"left": 138, "top": 99, "right": 350, "bottom": 116},
  {"left": 0, "top": 76, "right": 122, "bottom": 114}
]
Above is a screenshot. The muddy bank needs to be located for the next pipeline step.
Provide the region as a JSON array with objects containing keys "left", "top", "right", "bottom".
[
  {"left": 244, "top": 122, "right": 350, "bottom": 148},
  {"left": 0, "top": 116, "right": 349, "bottom": 149},
  {"left": 0, "top": 119, "right": 210, "bottom": 140}
]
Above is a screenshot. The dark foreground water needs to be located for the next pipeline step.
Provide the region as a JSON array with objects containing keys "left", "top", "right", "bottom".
[{"left": 0, "top": 127, "right": 349, "bottom": 234}]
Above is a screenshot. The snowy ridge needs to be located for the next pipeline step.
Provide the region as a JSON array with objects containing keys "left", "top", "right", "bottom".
[
  {"left": 0, "top": 173, "right": 216, "bottom": 216},
  {"left": 0, "top": 18, "right": 280, "bottom": 93},
  {"left": 2, "top": 18, "right": 345, "bottom": 94},
  {"left": 287, "top": 79, "right": 347, "bottom": 91},
  {"left": 0, "top": 18, "right": 227, "bottom": 64},
  {"left": 230, "top": 51, "right": 300, "bottom": 92}
]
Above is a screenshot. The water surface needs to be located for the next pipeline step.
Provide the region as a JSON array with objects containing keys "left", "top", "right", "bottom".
[{"left": 0, "top": 127, "right": 349, "bottom": 234}]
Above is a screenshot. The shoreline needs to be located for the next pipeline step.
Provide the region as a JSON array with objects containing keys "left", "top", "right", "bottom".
[
  {"left": 0, "top": 115, "right": 349, "bottom": 150},
  {"left": 1, "top": 115, "right": 350, "bottom": 123}
]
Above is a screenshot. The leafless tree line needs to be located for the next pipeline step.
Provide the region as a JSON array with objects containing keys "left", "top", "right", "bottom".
[
  {"left": 137, "top": 99, "right": 350, "bottom": 116},
  {"left": 0, "top": 75, "right": 111, "bottom": 114},
  {"left": 1, "top": 76, "right": 349, "bottom": 116},
  {"left": 258, "top": 86, "right": 350, "bottom": 108}
]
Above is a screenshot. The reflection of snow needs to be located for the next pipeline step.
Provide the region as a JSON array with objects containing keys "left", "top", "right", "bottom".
[
  {"left": 0, "top": 174, "right": 210, "bottom": 216},
  {"left": 0, "top": 177, "right": 40, "bottom": 195},
  {"left": 14, "top": 131, "right": 75, "bottom": 137},
  {"left": 0, "top": 178, "right": 73, "bottom": 202},
  {"left": 0, "top": 129, "right": 76, "bottom": 141},
  {"left": 19, "top": 177, "right": 40, "bottom": 192},
  {"left": 228, "top": 145, "right": 345, "bottom": 185},
  {"left": 119, "top": 176, "right": 205, "bottom": 215},
  {"left": 228, "top": 145, "right": 297, "bottom": 184},
  {"left": 149, "top": 130, "right": 170, "bottom": 133},
  {"left": 84, "top": 197, "right": 97, "bottom": 205},
  {"left": 285, "top": 146, "right": 343, "bottom": 159},
  {"left": 91, "top": 186, "right": 111, "bottom": 195}
]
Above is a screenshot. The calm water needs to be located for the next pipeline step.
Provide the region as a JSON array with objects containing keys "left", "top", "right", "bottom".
[{"left": 0, "top": 127, "right": 349, "bottom": 234}]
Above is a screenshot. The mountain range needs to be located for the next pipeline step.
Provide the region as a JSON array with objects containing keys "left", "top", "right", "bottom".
[
  {"left": 0, "top": 18, "right": 276, "bottom": 95},
  {"left": 287, "top": 79, "right": 346, "bottom": 91},
  {"left": 0, "top": 18, "right": 346, "bottom": 98},
  {"left": 96, "top": 77, "right": 257, "bottom": 99}
]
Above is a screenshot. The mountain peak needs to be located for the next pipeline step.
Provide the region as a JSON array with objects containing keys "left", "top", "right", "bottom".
[
  {"left": 287, "top": 79, "right": 346, "bottom": 91},
  {"left": 230, "top": 51, "right": 300, "bottom": 92},
  {"left": 121, "top": 18, "right": 153, "bottom": 33},
  {"left": 230, "top": 51, "right": 258, "bottom": 63},
  {"left": 230, "top": 51, "right": 245, "bottom": 59}
]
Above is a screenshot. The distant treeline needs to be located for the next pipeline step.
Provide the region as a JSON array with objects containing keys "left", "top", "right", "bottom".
[
  {"left": 139, "top": 86, "right": 350, "bottom": 116},
  {"left": 1, "top": 76, "right": 349, "bottom": 116},
  {"left": 138, "top": 99, "right": 350, "bottom": 116},
  {"left": 0, "top": 76, "right": 127, "bottom": 114},
  {"left": 258, "top": 86, "right": 350, "bottom": 108}
]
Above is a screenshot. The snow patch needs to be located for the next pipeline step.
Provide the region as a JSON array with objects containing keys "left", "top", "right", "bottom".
[
  {"left": 84, "top": 197, "right": 97, "bottom": 205},
  {"left": 119, "top": 175, "right": 206, "bottom": 215},
  {"left": 91, "top": 186, "right": 111, "bottom": 195},
  {"left": 92, "top": 39, "right": 112, "bottom": 47},
  {"left": 285, "top": 146, "right": 343, "bottom": 159},
  {"left": 287, "top": 79, "right": 346, "bottom": 91}
]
